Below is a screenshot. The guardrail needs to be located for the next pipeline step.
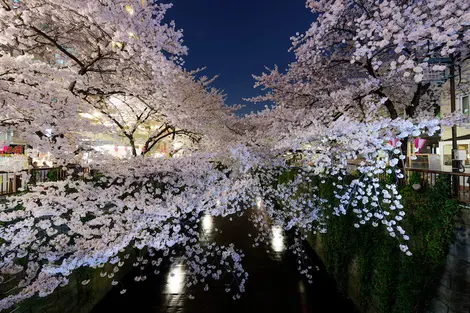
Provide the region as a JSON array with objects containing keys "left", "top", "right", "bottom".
[
  {"left": 3, "top": 166, "right": 469, "bottom": 202},
  {"left": 0, "top": 167, "right": 70, "bottom": 196},
  {"left": 403, "top": 168, "right": 470, "bottom": 203}
]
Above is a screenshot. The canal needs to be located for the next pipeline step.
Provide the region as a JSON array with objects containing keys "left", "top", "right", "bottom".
[{"left": 91, "top": 210, "right": 357, "bottom": 313}]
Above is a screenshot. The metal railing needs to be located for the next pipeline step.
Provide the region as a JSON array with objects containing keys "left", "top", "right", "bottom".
[
  {"left": 0, "top": 167, "right": 68, "bottom": 196},
  {"left": 402, "top": 168, "right": 470, "bottom": 203},
  {"left": 3, "top": 166, "right": 470, "bottom": 203}
]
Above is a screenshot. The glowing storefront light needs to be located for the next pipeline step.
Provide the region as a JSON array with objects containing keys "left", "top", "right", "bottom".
[
  {"left": 165, "top": 263, "right": 185, "bottom": 294},
  {"left": 271, "top": 225, "right": 285, "bottom": 253}
]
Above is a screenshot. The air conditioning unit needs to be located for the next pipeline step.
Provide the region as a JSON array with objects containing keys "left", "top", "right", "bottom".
[{"left": 453, "top": 149, "right": 467, "bottom": 161}]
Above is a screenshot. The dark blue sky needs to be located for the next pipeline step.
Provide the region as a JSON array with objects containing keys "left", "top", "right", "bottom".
[{"left": 165, "top": 0, "right": 315, "bottom": 114}]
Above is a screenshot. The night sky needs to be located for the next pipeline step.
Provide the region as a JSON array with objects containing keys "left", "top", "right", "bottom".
[{"left": 165, "top": 0, "right": 316, "bottom": 114}]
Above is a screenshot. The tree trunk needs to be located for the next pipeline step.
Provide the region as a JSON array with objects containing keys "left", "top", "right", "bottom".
[
  {"left": 128, "top": 138, "right": 137, "bottom": 157},
  {"left": 374, "top": 89, "right": 398, "bottom": 119},
  {"left": 405, "top": 82, "right": 431, "bottom": 118}
]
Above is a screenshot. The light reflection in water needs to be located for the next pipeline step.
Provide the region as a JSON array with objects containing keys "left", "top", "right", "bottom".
[
  {"left": 256, "top": 197, "right": 263, "bottom": 209},
  {"left": 165, "top": 263, "right": 186, "bottom": 294},
  {"left": 271, "top": 225, "right": 285, "bottom": 253},
  {"left": 202, "top": 214, "right": 213, "bottom": 233}
]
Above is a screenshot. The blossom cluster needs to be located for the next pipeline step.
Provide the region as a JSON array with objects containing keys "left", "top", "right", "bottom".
[{"left": 1, "top": 0, "right": 469, "bottom": 310}]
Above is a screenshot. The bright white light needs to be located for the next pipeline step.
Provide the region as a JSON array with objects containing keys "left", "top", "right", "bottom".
[
  {"left": 79, "top": 113, "right": 95, "bottom": 120},
  {"left": 173, "top": 141, "right": 183, "bottom": 150},
  {"left": 256, "top": 197, "right": 263, "bottom": 209},
  {"left": 125, "top": 4, "right": 135, "bottom": 15},
  {"left": 165, "top": 264, "right": 185, "bottom": 294},
  {"left": 109, "top": 96, "right": 123, "bottom": 107},
  {"left": 202, "top": 214, "right": 213, "bottom": 233},
  {"left": 79, "top": 110, "right": 103, "bottom": 121},
  {"left": 271, "top": 225, "right": 285, "bottom": 253}
]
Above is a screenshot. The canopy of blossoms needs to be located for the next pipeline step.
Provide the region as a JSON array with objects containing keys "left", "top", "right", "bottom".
[{"left": 1, "top": 0, "right": 469, "bottom": 311}]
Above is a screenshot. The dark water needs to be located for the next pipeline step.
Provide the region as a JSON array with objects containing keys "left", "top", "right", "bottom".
[{"left": 91, "top": 211, "right": 357, "bottom": 313}]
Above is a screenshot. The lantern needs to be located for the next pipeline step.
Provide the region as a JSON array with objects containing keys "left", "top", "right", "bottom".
[{"left": 414, "top": 138, "right": 426, "bottom": 155}]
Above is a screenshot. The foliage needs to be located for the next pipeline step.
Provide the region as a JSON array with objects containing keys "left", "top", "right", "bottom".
[
  {"left": 46, "top": 169, "right": 58, "bottom": 182},
  {"left": 408, "top": 171, "right": 422, "bottom": 186},
  {"left": 312, "top": 174, "right": 459, "bottom": 313}
]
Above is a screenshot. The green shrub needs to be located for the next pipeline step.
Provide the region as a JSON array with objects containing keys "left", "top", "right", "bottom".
[
  {"left": 281, "top": 172, "right": 459, "bottom": 313},
  {"left": 47, "top": 168, "right": 58, "bottom": 181}
]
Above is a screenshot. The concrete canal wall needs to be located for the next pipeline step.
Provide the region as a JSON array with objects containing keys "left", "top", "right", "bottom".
[{"left": 307, "top": 207, "right": 470, "bottom": 313}]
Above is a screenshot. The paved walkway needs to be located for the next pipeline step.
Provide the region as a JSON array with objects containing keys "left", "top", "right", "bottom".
[{"left": 92, "top": 211, "right": 357, "bottom": 313}]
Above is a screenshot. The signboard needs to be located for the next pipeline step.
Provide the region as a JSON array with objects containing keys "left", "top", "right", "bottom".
[{"left": 1, "top": 145, "right": 24, "bottom": 155}]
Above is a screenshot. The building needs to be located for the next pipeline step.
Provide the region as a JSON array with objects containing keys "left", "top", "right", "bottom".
[{"left": 438, "top": 59, "right": 470, "bottom": 172}]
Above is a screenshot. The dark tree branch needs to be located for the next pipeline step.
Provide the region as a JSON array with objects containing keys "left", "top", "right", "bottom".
[
  {"left": 1, "top": 0, "right": 11, "bottom": 11},
  {"left": 405, "top": 82, "right": 431, "bottom": 118},
  {"left": 373, "top": 89, "right": 398, "bottom": 119},
  {"left": 30, "top": 26, "right": 85, "bottom": 69}
]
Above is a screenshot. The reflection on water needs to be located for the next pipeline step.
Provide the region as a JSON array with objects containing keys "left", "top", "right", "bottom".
[
  {"left": 92, "top": 207, "right": 358, "bottom": 313},
  {"left": 202, "top": 214, "right": 213, "bottom": 233},
  {"left": 165, "top": 263, "right": 186, "bottom": 294},
  {"left": 256, "top": 197, "right": 263, "bottom": 209},
  {"left": 200, "top": 213, "right": 214, "bottom": 244},
  {"left": 298, "top": 280, "right": 308, "bottom": 312},
  {"left": 271, "top": 225, "right": 285, "bottom": 253}
]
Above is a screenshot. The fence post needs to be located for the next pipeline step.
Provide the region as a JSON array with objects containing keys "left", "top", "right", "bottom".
[{"left": 12, "top": 173, "right": 16, "bottom": 193}]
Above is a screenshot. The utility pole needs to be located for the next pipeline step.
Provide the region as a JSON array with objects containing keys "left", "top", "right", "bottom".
[
  {"left": 450, "top": 55, "right": 459, "bottom": 196},
  {"left": 423, "top": 56, "right": 459, "bottom": 194}
]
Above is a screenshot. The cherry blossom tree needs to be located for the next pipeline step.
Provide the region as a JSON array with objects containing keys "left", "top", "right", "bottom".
[
  {"left": 1, "top": 1, "right": 470, "bottom": 311},
  {"left": 0, "top": 0, "right": 186, "bottom": 158},
  {"left": 0, "top": 1, "right": 250, "bottom": 309},
  {"left": 252, "top": 0, "right": 470, "bottom": 122}
]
